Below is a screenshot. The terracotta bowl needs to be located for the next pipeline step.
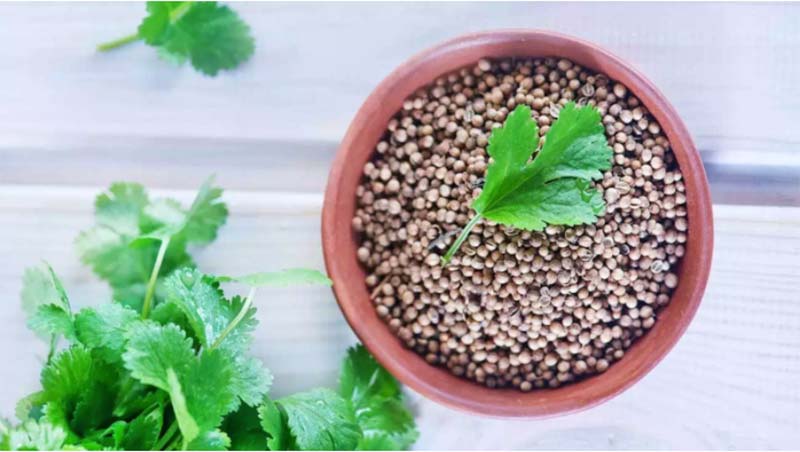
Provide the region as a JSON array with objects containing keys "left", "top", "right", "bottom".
[{"left": 322, "top": 30, "right": 713, "bottom": 417}]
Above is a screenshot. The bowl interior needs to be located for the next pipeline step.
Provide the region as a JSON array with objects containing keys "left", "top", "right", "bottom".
[{"left": 322, "top": 30, "right": 713, "bottom": 417}]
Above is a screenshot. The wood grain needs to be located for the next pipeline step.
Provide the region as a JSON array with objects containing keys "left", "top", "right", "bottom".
[{"left": 0, "top": 2, "right": 797, "bottom": 154}]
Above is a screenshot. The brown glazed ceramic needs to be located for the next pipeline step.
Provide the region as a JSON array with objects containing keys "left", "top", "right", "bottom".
[{"left": 322, "top": 30, "right": 713, "bottom": 417}]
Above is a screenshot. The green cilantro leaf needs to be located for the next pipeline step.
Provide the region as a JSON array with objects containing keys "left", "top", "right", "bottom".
[
  {"left": 443, "top": 102, "right": 612, "bottom": 264},
  {"left": 14, "top": 391, "right": 46, "bottom": 422},
  {"left": 138, "top": 2, "right": 188, "bottom": 46},
  {"left": 218, "top": 269, "right": 333, "bottom": 287},
  {"left": 340, "top": 345, "right": 417, "bottom": 449},
  {"left": 40, "top": 345, "right": 119, "bottom": 436},
  {"left": 99, "top": 2, "right": 255, "bottom": 76},
  {"left": 40, "top": 346, "right": 94, "bottom": 413},
  {"left": 94, "top": 182, "right": 149, "bottom": 236},
  {"left": 7, "top": 178, "right": 421, "bottom": 451},
  {"left": 339, "top": 345, "right": 401, "bottom": 405},
  {"left": 162, "top": 268, "right": 270, "bottom": 410},
  {"left": 228, "top": 355, "right": 273, "bottom": 409},
  {"left": 182, "top": 348, "right": 237, "bottom": 430},
  {"left": 277, "top": 388, "right": 362, "bottom": 451},
  {"left": 111, "top": 376, "right": 168, "bottom": 420},
  {"left": 137, "top": 177, "right": 228, "bottom": 245},
  {"left": 74, "top": 420, "right": 120, "bottom": 449},
  {"left": 356, "top": 434, "right": 397, "bottom": 451},
  {"left": 258, "top": 397, "right": 293, "bottom": 451},
  {"left": 162, "top": 268, "right": 245, "bottom": 350},
  {"left": 123, "top": 322, "right": 236, "bottom": 446},
  {"left": 27, "top": 305, "right": 76, "bottom": 344},
  {"left": 122, "top": 322, "right": 195, "bottom": 392},
  {"left": 75, "top": 182, "right": 193, "bottom": 309},
  {"left": 355, "top": 431, "right": 420, "bottom": 451},
  {"left": 1, "top": 418, "right": 68, "bottom": 450},
  {"left": 187, "top": 429, "right": 232, "bottom": 451},
  {"left": 121, "top": 408, "right": 163, "bottom": 450},
  {"left": 21, "top": 263, "right": 75, "bottom": 343},
  {"left": 74, "top": 303, "right": 139, "bottom": 363},
  {"left": 76, "top": 179, "right": 227, "bottom": 311},
  {"left": 222, "top": 405, "right": 267, "bottom": 451},
  {"left": 181, "top": 175, "right": 229, "bottom": 244}
]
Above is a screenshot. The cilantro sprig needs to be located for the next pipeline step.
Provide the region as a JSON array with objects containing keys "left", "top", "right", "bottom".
[
  {"left": 442, "top": 102, "right": 613, "bottom": 264},
  {"left": 97, "top": 2, "right": 255, "bottom": 76},
  {"left": 3, "top": 180, "right": 418, "bottom": 451}
]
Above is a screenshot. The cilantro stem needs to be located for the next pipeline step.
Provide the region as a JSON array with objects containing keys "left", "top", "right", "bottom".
[
  {"left": 168, "top": 435, "right": 184, "bottom": 451},
  {"left": 46, "top": 335, "right": 57, "bottom": 364},
  {"left": 95, "top": 2, "right": 189, "bottom": 52},
  {"left": 441, "top": 214, "right": 482, "bottom": 266},
  {"left": 96, "top": 33, "right": 141, "bottom": 52},
  {"left": 210, "top": 287, "right": 256, "bottom": 350},
  {"left": 169, "top": 2, "right": 193, "bottom": 22},
  {"left": 155, "top": 421, "right": 179, "bottom": 451},
  {"left": 142, "top": 238, "right": 170, "bottom": 319}
]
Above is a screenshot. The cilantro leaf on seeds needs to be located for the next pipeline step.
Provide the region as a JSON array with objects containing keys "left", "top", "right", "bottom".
[
  {"left": 478, "top": 177, "right": 605, "bottom": 231},
  {"left": 443, "top": 102, "right": 612, "bottom": 263},
  {"left": 473, "top": 102, "right": 611, "bottom": 227},
  {"left": 99, "top": 2, "right": 255, "bottom": 76}
]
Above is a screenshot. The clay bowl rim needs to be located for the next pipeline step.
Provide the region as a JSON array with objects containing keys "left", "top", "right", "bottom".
[{"left": 322, "top": 29, "right": 714, "bottom": 418}]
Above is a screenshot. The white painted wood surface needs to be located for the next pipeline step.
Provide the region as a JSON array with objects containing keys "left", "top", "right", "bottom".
[{"left": 0, "top": 2, "right": 798, "bottom": 450}]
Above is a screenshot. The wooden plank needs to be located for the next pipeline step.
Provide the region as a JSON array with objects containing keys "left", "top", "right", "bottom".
[
  {"left": 0, "top": 2, "right": 797, "bottom": 157},
  {"left": 0, "top": 135, "right": 798, "bottom": 206},
  {"left": 0, "top": 185, "right": 797, "bottom": 448},
  {"left": 0, "top": 136, "right": 336, "bottom": 193}
]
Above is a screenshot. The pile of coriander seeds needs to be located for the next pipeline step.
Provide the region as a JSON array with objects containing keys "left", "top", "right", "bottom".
[{"left": 352, "top": 57, "right": 688, "bottom": 391}]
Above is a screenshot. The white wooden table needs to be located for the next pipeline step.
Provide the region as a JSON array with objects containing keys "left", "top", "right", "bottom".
[{"left": 0, "top": 3, "right": 798, "bottom": 449}]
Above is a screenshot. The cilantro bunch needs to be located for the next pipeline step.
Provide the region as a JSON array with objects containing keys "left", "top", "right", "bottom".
[
  {"left": 1, "top": 180, "right": 417, "bottom": 451},
  {"left": 442, "top": 102, "right": 613, "bottom": 264},
  {"left": 97, "top": 2, "right": 255, "bottom": 76}
]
